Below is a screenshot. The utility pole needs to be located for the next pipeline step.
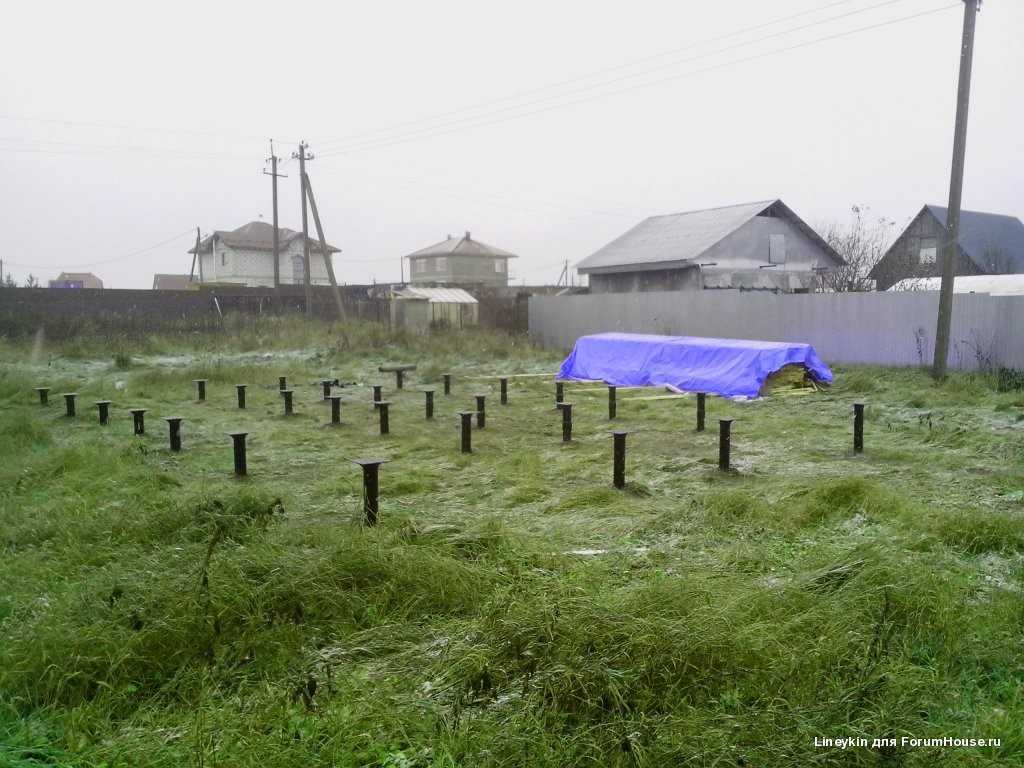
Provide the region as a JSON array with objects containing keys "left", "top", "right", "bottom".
[
  {"left": 189, "top": 227, "right": 202, "bottom": 283},
  {"left": 933, "top": 0, "right": 981, "bottom": 380},
  {"left": 264, "top": 141, "right": 287, "bottom": 301},
  {"left": 292, "top": 141, "right": 314, "bottom": 316},
  {"left": 303, "top": 172, "right": 347, "bottom": 321}
]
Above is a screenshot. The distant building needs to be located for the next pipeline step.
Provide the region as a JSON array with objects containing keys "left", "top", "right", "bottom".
[
  {"left": 869, "top": 205, "right": 1024, "bottom": 291},
  {"left": 152, "top": 274, "right": 195, "bottom": 290},
  {"left": 188, "top": 221, "right": 340, "bottom": 288},
  {"left": 575, "top": 199, "right": 843, "bottom": 294},
  {"left": 49, "top": 272, "right": 103, "bottom": 289},
  {"left": 405, "top": 231, "right": 516, "bottom": 287}
]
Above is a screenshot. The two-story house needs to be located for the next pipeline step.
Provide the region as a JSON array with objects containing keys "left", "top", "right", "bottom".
[
  {"left": 188, "top": 221, "right": 340, "bottom": 287},
  {"left": 404, "top": 231, "right": 516, "bottom": 287}
]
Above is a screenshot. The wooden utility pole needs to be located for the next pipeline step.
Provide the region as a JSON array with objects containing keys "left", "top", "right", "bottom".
[
  {"left": 303, "top": 172, "right": 347, "bottom": 321},
  {"left": 292, "top": 141, "right": 314, "bottom": 316},
  {"left": 263, "top": 142, "right": 287, "bottom": 300},
  {"left": 189, "top": 227, "right": 202, "bottom": 283},
  {"left": 933, "top": 0, "right": 981, "bottom": 380}
]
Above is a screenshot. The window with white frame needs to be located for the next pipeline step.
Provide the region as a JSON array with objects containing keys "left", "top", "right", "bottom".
[
  {"left": 436, "top": 257, "right": 447, "bottom": 271},
  {"left": 919, "top": 238, "right": 937, "bottom": 264},
  {"left": 494, "top": 259, "right": 505, "bottom": 273}
]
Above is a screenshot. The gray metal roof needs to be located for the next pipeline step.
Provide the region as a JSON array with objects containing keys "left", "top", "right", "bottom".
[
  {"left": 189, "top": 221, "right": 339, "bottom": 255},
  {"left": 575, "top": 199, "right": 841, "bottom": 273},
  {"left": 406, "top": 231, "right": 517, "bottom": 259},
  {"left": 925, "top": 205, "right": 1024, "bottom": 273}
]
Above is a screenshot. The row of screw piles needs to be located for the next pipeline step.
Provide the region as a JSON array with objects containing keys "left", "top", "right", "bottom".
[{"left": 32, "top": 374, "right": 869, "bottom": 524}]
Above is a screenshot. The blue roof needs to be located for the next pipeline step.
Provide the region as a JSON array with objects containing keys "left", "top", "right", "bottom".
[{"left": 926, "top": 205, "right": 1024, "bottom": 273}]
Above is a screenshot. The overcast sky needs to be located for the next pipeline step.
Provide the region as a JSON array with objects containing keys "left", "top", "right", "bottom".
[{"left": 1, "top": 0, "right": 1020, "bottom": 288}]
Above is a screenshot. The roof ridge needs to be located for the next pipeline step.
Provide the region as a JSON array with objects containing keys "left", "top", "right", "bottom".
[{"left": 647, "top": 199, "right": 777, "bottom": 220}]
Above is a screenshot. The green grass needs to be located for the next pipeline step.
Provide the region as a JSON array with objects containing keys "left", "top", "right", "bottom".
[{"left": 1, "top": 324, "right": 1023, "bottom": 766}]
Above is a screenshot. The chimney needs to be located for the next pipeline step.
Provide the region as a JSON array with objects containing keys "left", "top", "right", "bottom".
[{"left": 465, "top": 230, "right": 471, "bottom": 240}]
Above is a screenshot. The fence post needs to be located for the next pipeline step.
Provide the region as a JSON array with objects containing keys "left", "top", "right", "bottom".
[{"left": 696, "top": 392, "right": 706, "bottom": 432}]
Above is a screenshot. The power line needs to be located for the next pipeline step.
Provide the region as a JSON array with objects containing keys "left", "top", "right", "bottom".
[
  {"left": 316, "top": 2, "right": 958, "bottom": 158},
  {"left": 0, "top": 136, "right": 253, "bottom": 160},
  {"left": 315, "top": 0, "right": 862, "bottom": 151},
  {"left": 0, "top": 113, "right": 299, "bottom": 146},
  {"left": 3, "top": 228, "right": 196, "bottom": 270},
  {"left": 315, "top": 0, "right": 915, "bottom": 157}
]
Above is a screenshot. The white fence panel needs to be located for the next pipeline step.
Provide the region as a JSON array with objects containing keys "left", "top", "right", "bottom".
[{"left": 528, "top": 291, "right": 1024, "bottom": 370}]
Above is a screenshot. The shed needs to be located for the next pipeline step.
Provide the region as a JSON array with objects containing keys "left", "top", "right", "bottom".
[{"left": 390, "top": 286, "right": 479, "bottom": 331}]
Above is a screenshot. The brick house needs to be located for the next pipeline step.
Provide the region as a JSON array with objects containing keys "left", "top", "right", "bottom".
[
  {"left": 404, "top": 231, "right": 516, "bottom": 287},
  {"left": 188, "top": 221, "right": 340, "bottom": 287}
]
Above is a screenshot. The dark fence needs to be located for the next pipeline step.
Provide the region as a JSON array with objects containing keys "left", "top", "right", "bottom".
[{"left": 0, "top": 283, "right": 533, "bottom": 338}]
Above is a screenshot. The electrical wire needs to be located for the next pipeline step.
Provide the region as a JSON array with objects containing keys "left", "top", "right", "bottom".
[
  {"left": 0, "top": 113, "right": 299, "bottom": 146},
  {"left": 315, "top": 0, "right": 918, "bottom": 157},
  {"left": 3, "top": 228, "right": 196, "bottom": 270},
  {"left": 316, "top": 1, "right": 958, "bottom": 158},
  {"left": 315, "top": 0, "right": 862, "bottom": 150}
]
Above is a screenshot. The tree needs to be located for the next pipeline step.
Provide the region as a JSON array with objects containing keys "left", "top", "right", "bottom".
[
  {"left": 819, "top": 205, "right": 894, "bottom": 292},
  {"left": 25, "top": 274, "right": 39, "bottom": 288},
  {"left": 2, "top": 274, "right": 15, "bottom": 288}
]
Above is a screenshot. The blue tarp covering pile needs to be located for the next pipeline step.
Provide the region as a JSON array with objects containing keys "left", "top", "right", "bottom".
[{"left": 557, "top": 332, "right": 833, "bottom": 399}]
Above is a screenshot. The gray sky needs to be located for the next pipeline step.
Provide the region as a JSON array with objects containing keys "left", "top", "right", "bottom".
[{"left": 1, "top": 0, "right": 1020, "bottom": 288}]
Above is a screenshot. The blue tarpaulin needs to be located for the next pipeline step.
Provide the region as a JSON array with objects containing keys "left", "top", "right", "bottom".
[{"left": 557, "top": 332, "right": 833, "bottom": 398}]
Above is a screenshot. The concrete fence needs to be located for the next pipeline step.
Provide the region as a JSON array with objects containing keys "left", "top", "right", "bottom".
[{"left": 529, "top": 291, "right": 1024, "bottom": 370}]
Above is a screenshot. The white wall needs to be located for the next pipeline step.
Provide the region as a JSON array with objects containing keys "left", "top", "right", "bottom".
[
  {"left": 199, "top": 239, "right": 333, "bottom": 287},
  {"left": 529, "top": 290, "right": 1024, "bottom": 371}
]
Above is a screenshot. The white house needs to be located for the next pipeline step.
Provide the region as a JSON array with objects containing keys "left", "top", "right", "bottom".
[{"left": 188, "top": 221, "right": 340, "bottom": 287}]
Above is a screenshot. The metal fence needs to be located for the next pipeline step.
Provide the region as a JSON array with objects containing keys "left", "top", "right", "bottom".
[{"left": 529, "top": 290, "right": 1024, "bottom": 370}]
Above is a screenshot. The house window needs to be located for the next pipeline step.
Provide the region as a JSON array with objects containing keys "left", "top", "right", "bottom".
[
  {"left": 768, "top": 234, "right": 787, "bottom": 264},
  {"left": 494, "top": 260, "right": 505, "bottom": 273},
  {"left": 221, "top": 251, "right": 227, "bottom": 267},
  {"left": 436, "top": 257, "right": 447, "bottom": 271},
  {"left": 919, "top": 238, "right": 937, "bottom": 264},
  {"left": 292, "top": 254, "right": 304, "bottom": 283}
]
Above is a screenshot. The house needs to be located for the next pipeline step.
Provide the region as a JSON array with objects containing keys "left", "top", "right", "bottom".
[
  {"left": 49, "top": 272, "right": 103, "bottom": 289},
  {"left": 152, "top": 274, "right": 195, "bottom": 290},
  {"left": 869, "top": 205, "right": 1024, "bottom": 291},
  {"left": 188, "top": 221, "right": 340, "bottom": 288},
  {"left": 404, "top": 231, "right": 516, "bottom": 287},
  {"left": 888, "top": 273, "right": 1024, "bottom": 296},
  {"left": 575, "top": 199, "right": 843, "bottom": 294},
  {"left": 390, "top": 285, "right": 479, "bottom": 330}
]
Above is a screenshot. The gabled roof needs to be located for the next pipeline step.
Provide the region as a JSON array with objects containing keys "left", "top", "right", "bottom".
[
  {"left": 189, "top": 221, "right": 339, "bottom": 255},
  {"left": 152, "top": 274, "right": 194, "bottom": 290},
  {"left": 575, "top": 199, "right": 842, "bottom": 274},
  {"left": 393, "top": 286, "right": 478, "bottom": 304},
  {"left": 405, "top": 231, "right": 517, "bottom": 259},
  {"left": 924, "top": 205, "right": 1024, "bottom": 273}
]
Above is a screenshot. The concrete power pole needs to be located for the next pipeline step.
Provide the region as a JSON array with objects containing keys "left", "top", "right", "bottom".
[
  {"left": 264, "top": 142, "right": 287, "bottom": 301},
  {"left": 933, "top": 0, "right": 981, "bottom": 380},
  {"left": 293, "top": 141, "right": 315, "bottom": 316}
]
